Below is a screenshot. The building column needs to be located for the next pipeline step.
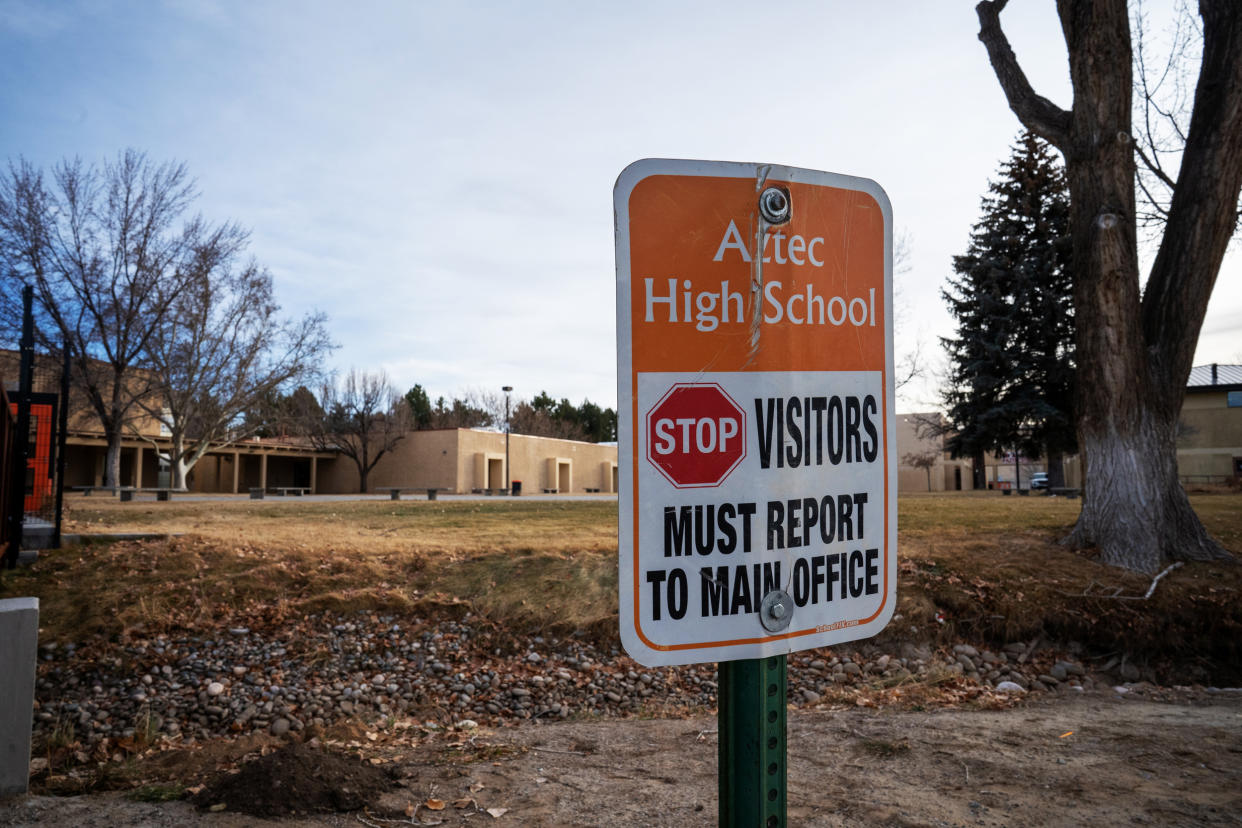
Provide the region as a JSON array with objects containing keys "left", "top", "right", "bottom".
[
  {"left": 310, "top": 457, "right": 317, "bottom": 494},
  {"left": 133, "top": 446, "right": 143, "bottom": 488},
  {"left": 259, "top": 453, "right": 268, "bottom": 490},
  {"left": 232, "top": 452, "right": 240, "bottom": 494}
]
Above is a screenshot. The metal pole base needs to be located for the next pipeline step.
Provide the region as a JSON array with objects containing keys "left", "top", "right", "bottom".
[{"left": 718, "top": 655, "right": 787, "bottom": 827}]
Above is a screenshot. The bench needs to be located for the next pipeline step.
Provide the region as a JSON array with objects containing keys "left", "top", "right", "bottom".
[
  {"left": 149, "top": 487, "right": 178, "bottom": 502},
  {"left": 483, "top": 488, "right": 509, "bottom": 496},
  {"left": 375, "top": 487, "right": 449, "bottom": 501},
  {"left": 1047, "top": 487, "right": 1081, "bottom": 499},
  {"left": 72, "top": 486, "right": 127, "bottom": 497},
  {"left": 585, "top": 488, "right": 600, "bottom": 493},
  {"left": 542, "top": 488, "right": 558, "bottom": 494},
  {"left": 249, "top": 487, "right": 312, "bottom": 499}
]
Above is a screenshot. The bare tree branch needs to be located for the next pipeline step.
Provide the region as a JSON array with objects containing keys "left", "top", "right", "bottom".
[
  {"left": 1140, "top": 0, "right": 1242, "bottom": 389},
  {"left": 902, "top": 450, "right": 941, "bottom": 492},
  {"left": 305, "top": 370, "right": 410, "bottom": 493},
  {"left": 1133, "top": 142, "right": 1177, "bottom": 191},
  {"left": 1132, "top": 0, "right": 1203, "bottom": 231},
  {"left": 894, "top": 339, "right": 924, "bottom": 394},
  {"left": 976, "top": 0, "right": 1072, "bottom": 149},
  {"left": 0, "top": 150, "right": 209, "bottom": 486},
  {"left": 140, "top": 252, "right": 333, "bottom": 488}
]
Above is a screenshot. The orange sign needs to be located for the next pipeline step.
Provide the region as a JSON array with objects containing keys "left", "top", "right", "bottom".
[{"left": 615, "top": 159, "right": 896, "bottom": 667}]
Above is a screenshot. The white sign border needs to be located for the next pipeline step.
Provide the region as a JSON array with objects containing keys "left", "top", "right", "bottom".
[{"left": 615, "top": 158, "right": 897, "bottom": 667}]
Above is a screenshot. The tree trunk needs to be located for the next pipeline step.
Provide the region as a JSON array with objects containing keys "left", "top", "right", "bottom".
[
  {"left": 105, "top": 369, "right": 127, "bottom": 489},
  {"left": 1054, "top": 1, "right": 1232, "bottom": 572},
  {"left": 977, "top": 0, "right": 1241, "bottom": 573},
  {"left": 972, "top": 450, "right": 986, "bottom": 489},
  {"left": 105, "top": 433, "right": 122, "bottom": 488},
  {"left": 171, "top": 434, "right": 189, "bottom": 491},
  {"left": 1067, "top": 409, "right": 1225, "bottom": 571},
  {"left": 1046, "top": 449, "right": 1066, "bottom": 489},
  {"left": 172, "top": 460, "right": 189, "bottom": 491}
]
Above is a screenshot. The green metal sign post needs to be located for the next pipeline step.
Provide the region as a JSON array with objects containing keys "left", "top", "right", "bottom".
[
  {"left": 616, "top": 160, "right": 896, "bottom": 825},
  {"left": 718, "top": 655, "right": 787, "bottom": 827}
]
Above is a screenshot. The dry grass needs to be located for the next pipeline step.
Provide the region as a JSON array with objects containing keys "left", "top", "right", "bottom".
[
  {"left": 6, "top": 492, "right": 1241, "bottom": 681},
  {"left": 64, "top": 497, "right": 617, "bottom": 556},
  {"left": 887, "top": 492, "right": 1242, "bottom": 680},
  {"left": 6, "top": 497, "right": 618, "bottom": 645}
]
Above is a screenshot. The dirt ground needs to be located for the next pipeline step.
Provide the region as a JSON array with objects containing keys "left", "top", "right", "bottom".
[{"left": 2, "top": 690, "right": 1239, "bottom": 827}]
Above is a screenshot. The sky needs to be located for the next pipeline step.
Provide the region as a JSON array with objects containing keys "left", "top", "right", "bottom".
[{"left": 1, "top": 0, "right": 1237, "bottom": 414}]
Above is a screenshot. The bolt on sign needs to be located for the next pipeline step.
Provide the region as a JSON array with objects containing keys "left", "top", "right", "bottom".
[{"left": 615, "top": 159, "right": 896, "bottom": 667}]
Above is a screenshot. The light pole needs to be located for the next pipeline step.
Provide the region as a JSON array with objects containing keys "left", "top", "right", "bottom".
[{"left": 502, "top": 385, "right": 513, "bottom": 494}]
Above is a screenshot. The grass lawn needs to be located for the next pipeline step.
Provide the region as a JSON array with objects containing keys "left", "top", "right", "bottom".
[{"left": 6, "top": 491, "right": 1241, "bottom": 681}]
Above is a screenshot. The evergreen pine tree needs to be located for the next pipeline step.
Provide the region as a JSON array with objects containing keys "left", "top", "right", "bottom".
[{"left": 941, "top": 131, "right": 1075, "bottom": 487}]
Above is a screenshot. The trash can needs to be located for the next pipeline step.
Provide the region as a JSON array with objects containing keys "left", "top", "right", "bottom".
[{"left": 511, "top": 480, "right": 522, "bottom": 496}]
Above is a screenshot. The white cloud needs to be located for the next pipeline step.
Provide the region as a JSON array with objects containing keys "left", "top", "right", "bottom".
[{"left": 2, "top": 0, "right": 1230, "bottom": 412}]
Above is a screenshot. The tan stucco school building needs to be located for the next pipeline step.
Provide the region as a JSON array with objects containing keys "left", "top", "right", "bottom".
[
  {"left": 897, "top": 364, "right": 1242, "bottom": 491},
  {"left": 1175, "top": 363, "right": 1242, "bottom": 482},
  {"left": 62, "top": 427, "right": 618, "bottom": 496},
  {"left": 316, "top": 429, "right": 619, "bottom": 495}
]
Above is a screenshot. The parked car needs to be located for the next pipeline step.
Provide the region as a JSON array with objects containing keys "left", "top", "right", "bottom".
[{"left": 1030, "top": 472, "right": 1049, "bottom": 490}]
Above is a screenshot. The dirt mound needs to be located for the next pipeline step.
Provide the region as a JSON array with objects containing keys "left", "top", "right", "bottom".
[{"left": 191, "top": 742, "right": 393, "bottom": 817}]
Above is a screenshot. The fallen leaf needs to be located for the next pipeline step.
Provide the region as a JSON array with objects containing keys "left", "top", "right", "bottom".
[
  {"left": 425, "top": 798, "right": 446, "bottom": 811},
  {"left": 469, "top": 782, "right": 485, "bottom": 793},
  {"left": 453, "top": 798, "right": 474, "bottom": 809},
  {"left": 487, "top": 807, "right": 509, "bottom": 818},
  {"left": 405, "top": 803, "right": 417, "bottom": 817}
]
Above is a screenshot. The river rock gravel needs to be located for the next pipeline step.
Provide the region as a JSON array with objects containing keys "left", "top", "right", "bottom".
[{"left": 30, "top": 609, "right": 1151, "bottom": 762}]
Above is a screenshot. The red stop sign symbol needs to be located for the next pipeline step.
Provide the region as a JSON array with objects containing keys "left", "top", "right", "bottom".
[{"left": 645, "top": 383, "right": 747, "bottom": 488}]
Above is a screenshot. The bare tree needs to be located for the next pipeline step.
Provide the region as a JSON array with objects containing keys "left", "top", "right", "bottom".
[
  {"left": 892, "top": 229, "right": 925, "bottom": 395},
  {"left": 0, "top": 150, "right": 227, "bottom": 487},
  {"left": 976, "top": 0, "right": 1242, "bottom": 572},
  {"left": 426, "top": 392, "right": 491, "bottom": 429},
  {"left": 509, "top": 401, "right": 589, "bottom": 441},
  {"left": 903, "top": 450, "right": 941, "bottom": 492},
  {"left": 306, "top": 370, "right": 410, "bottom": 493},
  {"left": 456, "top": 387, "right": 504, "bottom": 429},
  {"left": 1131, "top": 0, "right": 1209, "bottom": 232},
  {"left": 139, "top": 250, "right": 333, "bottom": 489}
]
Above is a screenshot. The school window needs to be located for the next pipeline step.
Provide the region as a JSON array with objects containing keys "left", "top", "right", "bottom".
[{"left": 1228, "top": 391, "right": 1242, "bottom": 408}]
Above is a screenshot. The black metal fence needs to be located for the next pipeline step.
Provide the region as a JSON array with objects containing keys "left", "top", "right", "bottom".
[
  {"left": 4, "top": 286, "right": 70, "bottom": 567},
  {"left": 0, "top": 384, "right": 14, "bottom": 566}
]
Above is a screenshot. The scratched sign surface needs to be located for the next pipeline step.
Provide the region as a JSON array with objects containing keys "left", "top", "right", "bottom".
[{"left": 614, "top": 159, "right": 896, "bottom": 667}]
